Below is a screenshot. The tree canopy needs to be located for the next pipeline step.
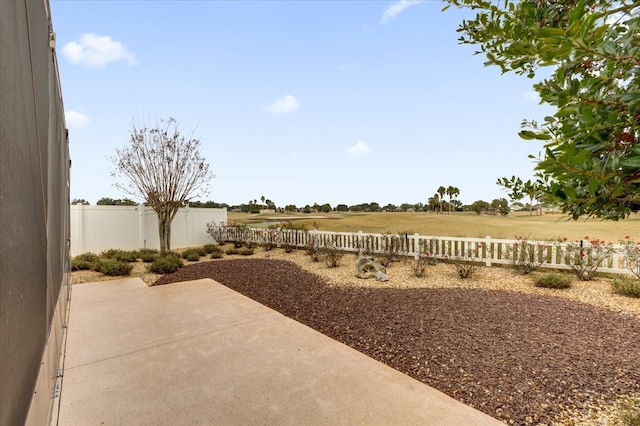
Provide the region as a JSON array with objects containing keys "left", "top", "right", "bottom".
[
  {"left": 112, "top": 117, "right": 213, "bottom": 251},
  {"left": 446, "top": 0, "right": 640, "bottom": 220}
]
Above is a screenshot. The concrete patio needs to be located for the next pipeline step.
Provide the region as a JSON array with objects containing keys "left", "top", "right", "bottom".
[{"left": 55, "top": 277, "right": 502, "bottom": 425}]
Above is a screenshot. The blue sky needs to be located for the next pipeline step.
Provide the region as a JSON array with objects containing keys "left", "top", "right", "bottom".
[{"left": 51, "top": 0, "right": 552, "bottom": 208}]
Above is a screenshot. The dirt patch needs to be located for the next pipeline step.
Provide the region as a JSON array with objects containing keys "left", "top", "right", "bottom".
[{"left": 154, "top": 258, "right": 640, "bottom": 425}]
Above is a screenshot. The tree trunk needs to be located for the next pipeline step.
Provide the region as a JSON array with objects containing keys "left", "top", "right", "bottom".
[
  {"left": 157, "top": 208, "right": 173, "bottom": 252},
  {"left": 529, "top": 196, "right": 534, "bottom": 216}
]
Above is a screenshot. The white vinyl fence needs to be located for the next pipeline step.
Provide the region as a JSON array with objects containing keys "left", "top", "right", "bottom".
[
  {"left": 70, "top": 205, "right": 226, "bottom": 256},
  {"left": 219, "top": 227, "right": 635, "bottom": 276}
]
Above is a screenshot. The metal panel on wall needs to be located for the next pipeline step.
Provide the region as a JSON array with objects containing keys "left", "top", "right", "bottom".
[{"left": 0, "top": 0, "right": 70, "bottom": 424}]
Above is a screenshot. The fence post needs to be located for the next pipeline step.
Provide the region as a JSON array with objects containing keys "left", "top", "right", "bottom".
[
  {"left": 485, "top": 236, "right": 492, "bottom": 267},
  {"left": 413, "top": 233, "right": 420, "bottom": 259}
]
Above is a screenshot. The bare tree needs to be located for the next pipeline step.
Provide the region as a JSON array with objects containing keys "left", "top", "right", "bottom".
[{"left": 112, "top": 117, "right": 214, "bottom": 251}]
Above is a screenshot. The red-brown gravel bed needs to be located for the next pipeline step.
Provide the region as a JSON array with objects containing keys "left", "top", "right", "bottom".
[{"left": 154, "top": 259, "right": 640, "bottom": 425}]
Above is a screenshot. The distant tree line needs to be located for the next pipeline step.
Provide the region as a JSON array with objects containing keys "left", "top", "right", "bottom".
[{"left": 73, "top": 183, "right": 546, "bottom": 216}]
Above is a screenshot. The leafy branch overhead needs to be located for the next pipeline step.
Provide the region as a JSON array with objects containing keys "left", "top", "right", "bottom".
[
  {"left": 111, "top": 117, "right": 214, "bottom": 251},
  {"left": 445, "top": 0, "right": 640, "bottom": 220}
]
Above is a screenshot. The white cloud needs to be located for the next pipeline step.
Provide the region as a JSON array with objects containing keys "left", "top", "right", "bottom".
[
  {"left": 266, "top": 95, "right": 299, "bottom": 115},
  {"left": 62, "top": 33, "right": 136, "bottom": 68},
  {"left": 381, "top": 0, "right": 423, "bottom": 24},
  {"left": 524, "top": 91, "right": 540, "bottom": 103},
  {"left": 348, "top": 140, "right": 371, "bottom": 157},
  {"left": 65, "top": 110, "right": 90, "bottom": 128}
]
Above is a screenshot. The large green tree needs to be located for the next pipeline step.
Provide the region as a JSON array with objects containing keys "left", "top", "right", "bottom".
[
  {"left": 112, "top": 117, "right": 214, "bottom": 251},
  {"left": 446, "top": 0, "right": 639, "bottom": 220}
]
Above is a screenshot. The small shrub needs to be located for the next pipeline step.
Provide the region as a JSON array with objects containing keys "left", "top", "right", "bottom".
[
  {"left": 226, "top": 248, "right": 239, "bottom": 255},
  {"left": 535, "top": 272, "right": 572, "bottom": 289},
  {"left": 95, "top": 259, "right": 133, "bottom": 276},
  {"left": 100, "top": 248, "right": 124, "bottom": 259},
  {"left": 206, "top": 221, "right": 228, "bottom": 245},
  {"left": 210, "top": 252, "right": 224, "bottom": 259},
  {"left": 114, "top": 250, "right": 139, "bottom": 263},
  {"left": 240, "top": 248, "right": 254, "bottom": 256},
  {"left": 139, "top": 249, "right": 159, "bottom": 263},
  {"left": 182, "top": 248, "right": 206, "bottom": 259},
  {"left": 261, "top": 227, "right": 282, "bottom": 251},
  {"left": 74, "top": 252, "right": 99, "bottom": 263},
  {"left": 71, "top": 259, "right": 93, "bottom": 271},
  {"left": 449, "top": 246, "right": 482, "bottom": 279},
  {"left": 380, "top": 234, "right": 406, "bottom": 265},
  {"left": 319, "top": 244, "right": 344, "bottom": 268},
  {"left": 620, "top": 237, "right": 640, "bottom": 280},
  {"left": 411, "top": 256, "right": 429, "bottom": 278},
  {"left": 283, "top": 242, "right": 295, "bottom": 253},
  {"left": 618, "top": 396, "right": 640, "bottom": 426},
  {"left": 560, "top": 238, "right": 615, "bottom": 281},
  {"left": 203, "top": 244, "right": 221, "bottom": 254},
  {"left": 306, "top": 239, "right": 320, "bottom": 262},
  {"left": 612, "top": 277, "right": 640, "bottom": 298},
  {"left": 184, "top": 251, "right": 201, "bottom": 261},
  {"left": 452, "top": 260, "right": 478, "bottom": 279},
  {"left": 505, "top": 237, "right": 549, "bottom": 275},
  {"left": 148, "top": 253, "right": 183, "bottom": 274}
]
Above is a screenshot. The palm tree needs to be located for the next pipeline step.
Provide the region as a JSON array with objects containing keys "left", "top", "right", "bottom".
[
  {"left": 437, "top": 186, "right": 446, "bottom": 214},
  {"left": 446, "top": 186, "right": 460, "bottom": 214},
  {"left": 429, "top": 194, "right": 440, "bottom": 213}
]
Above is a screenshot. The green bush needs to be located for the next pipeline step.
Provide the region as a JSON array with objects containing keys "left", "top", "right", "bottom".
[
  {"left": 226, "top": 248, "right": 239, "bottom": 255},
  {"left": 95, "top": 259, "right": 133, "bottom": 276},
  {"left": 181, "top": 248, "right": 206, "bottom": 261},
  {"left": 139, "top": 252, "right": 159, "bottom": 263},
  {"left": 148, "top": 253, "right": 183, "bottom": 274},
  {"left": 71, "top": 259, "right": 94, "bottom": 271},
  {"left": 180, "top": 249, "right": 201, "bottom": 261},
  {"left": 204, "top": 244, "right": 222, "bottom": 254},
  {"left": 114, "top": 250, "right": 140, "bottom": 262},
  {"left": 210, "top": 252, "right": 224, "bottom": 259},
  {"left": 100, "top": 248, "right": 124, "bottom": 259},
  {"left": 612, "top": 277, "right": 640, "bottom": 298},
  {"left": 535, "top": 272, "right": 572, "bottom": 289},
  {"left": 74, "top": 252, "right": 99, "bottom": 263},
  {"left": 240, "top": 248, "right": 254, "bottom": 256}
]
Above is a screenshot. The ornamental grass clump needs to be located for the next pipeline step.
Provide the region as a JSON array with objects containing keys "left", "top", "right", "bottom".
[{"left": 535, "top": 272, "right": 572, "bottom": 289}]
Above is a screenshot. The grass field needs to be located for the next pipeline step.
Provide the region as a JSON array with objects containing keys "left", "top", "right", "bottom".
[{"left": 228, "top": 211, "right": 640, "bottom": 243}]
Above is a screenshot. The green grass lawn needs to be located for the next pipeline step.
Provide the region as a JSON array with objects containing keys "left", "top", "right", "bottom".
[{"left": 228, "top": 211, "right": 640, "bottom": 243}]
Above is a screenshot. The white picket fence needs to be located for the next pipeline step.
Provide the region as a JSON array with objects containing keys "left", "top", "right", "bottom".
[
  {"left": 70, "top": 204, "right": 227, "bottom": 255},
  {"left": 218, "top": 226, "right": 635, "bottom": 276}
]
